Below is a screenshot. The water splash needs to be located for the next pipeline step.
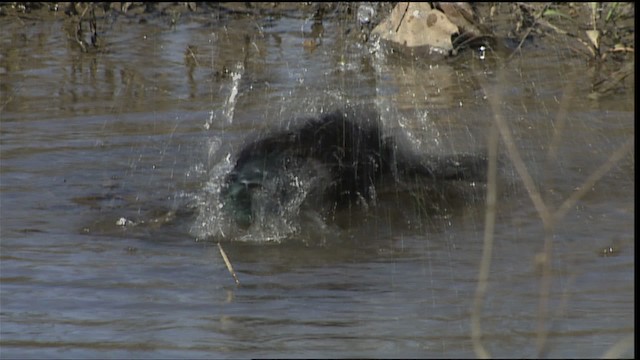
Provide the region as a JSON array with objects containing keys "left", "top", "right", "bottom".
[
  {"left": 203, "top": 109, "right": 215, "bottom": 130},
  {"left": 190, "top": 150, "right": 333, "bottom": 243},
  {"left": 222, "top": 62, "right": 244, "bottom": 124},
  {"left": 190, "top": 155, "right": 234, "bottom": 241}
]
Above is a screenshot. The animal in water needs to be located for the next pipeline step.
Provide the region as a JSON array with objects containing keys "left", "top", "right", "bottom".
[{"left": 220, "top": 109, "right": 487, "bottom": 228}]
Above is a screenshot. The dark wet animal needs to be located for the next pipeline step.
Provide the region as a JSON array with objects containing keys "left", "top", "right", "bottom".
[{"left": 221, "top": 109, "right": 487, "bottom": 228}]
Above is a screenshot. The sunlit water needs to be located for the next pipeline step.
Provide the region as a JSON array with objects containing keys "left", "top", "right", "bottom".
[{"left": 1, "top": 8, "right": 634, "bottom": 358}]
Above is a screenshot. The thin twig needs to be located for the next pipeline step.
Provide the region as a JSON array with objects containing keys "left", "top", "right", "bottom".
[
  {"left": 480, "top": 68, "right": 553, "bottom": 356},
  {"left": 486, "top": 82, "right": 552, "bottom": 227},
  {"left": 470, "top": 121, "right": 499, "bottom": 359},
  {"left": 554, "top": 137, "right": 634, "bottom": 221},
  {"left": 601, "top": 334, "right": 635, "bottom": 359},
  {"left": 394, "top": 2, "right": 410, "bottom": 33},
  {"left": 535, "top": 228, "right": 553, "bottom": 356},
  {"left": 507, "top": 3, "right": 550, "bottom": 62},
  {"left": 218, "top": 242, "right": 240, "bottom": 286}
]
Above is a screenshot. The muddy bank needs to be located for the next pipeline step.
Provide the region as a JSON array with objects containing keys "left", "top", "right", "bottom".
[{"left": 1, "top": 2, "right": 634, "bottom": 100}]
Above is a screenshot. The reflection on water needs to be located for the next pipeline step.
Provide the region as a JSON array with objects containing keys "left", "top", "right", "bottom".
[{"left": 0, "top": 6, "right": 634, "bottom": 358}]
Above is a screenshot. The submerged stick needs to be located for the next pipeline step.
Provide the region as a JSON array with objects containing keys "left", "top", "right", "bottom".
[{"left": 217, "top": 242, "right": 240, "bottom": 286}]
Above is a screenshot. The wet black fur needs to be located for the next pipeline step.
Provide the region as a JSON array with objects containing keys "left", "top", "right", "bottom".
[{"left": 221, "top": 109, "right": 486, "bottom": 227}]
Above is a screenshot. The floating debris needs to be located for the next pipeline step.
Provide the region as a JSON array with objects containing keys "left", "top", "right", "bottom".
[{"left": 218, "top": 242, "right": 240, "bottom": 286}]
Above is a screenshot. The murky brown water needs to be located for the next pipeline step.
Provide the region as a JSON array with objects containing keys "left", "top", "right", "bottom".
[{"left": 1, "top": 7, "right": 634, "bottom": 358}]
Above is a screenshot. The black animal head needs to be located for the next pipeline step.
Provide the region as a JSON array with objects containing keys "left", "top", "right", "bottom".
[{"left": 221, "top": 110, "right": 394, "bottom": 227}]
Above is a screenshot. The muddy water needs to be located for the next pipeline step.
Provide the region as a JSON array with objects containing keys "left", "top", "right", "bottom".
[{"left": 1, "top": 9, "right": 634, "bottom": 358}]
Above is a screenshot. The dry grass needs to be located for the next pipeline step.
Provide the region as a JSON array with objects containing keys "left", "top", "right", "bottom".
[{"left": 470, "top": 65, "right": 634, "bottom": 358}]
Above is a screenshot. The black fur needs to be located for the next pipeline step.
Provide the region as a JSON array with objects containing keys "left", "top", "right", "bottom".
[{"left": 221, "top": 109, "right": 486, "bottom": 228}]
